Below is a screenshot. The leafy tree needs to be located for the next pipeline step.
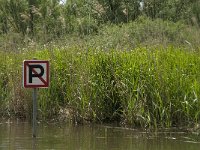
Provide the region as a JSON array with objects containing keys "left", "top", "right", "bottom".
[
  {"left": 0, "top": 0, "right": 199, "bottom": 43},
  {"left": 0, "top": 1, "right": 8, "bottom": 34},
  {"left": 191, "top": 0, "right": 200, "bottom": 26},
  {"left": 143, "top": 0, "right": 196, "bottom": 22},
  {"left": 96, "top": 0, "right": 141, "bottom": 23},
  {"left": 0, "top": 0, "right": 28, "bottom": 35}
]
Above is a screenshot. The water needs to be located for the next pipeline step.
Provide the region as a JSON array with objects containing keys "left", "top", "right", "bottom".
[{"left": 0, "top": 120, "right": 200, "bottom": 150}]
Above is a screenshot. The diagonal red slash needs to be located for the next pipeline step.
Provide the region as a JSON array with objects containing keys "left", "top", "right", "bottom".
[{"left": 28, "top": 64, "right": 47, "bottom": 85}]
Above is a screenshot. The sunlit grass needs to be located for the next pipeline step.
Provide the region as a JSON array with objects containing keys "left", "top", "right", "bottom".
[{"left": 0, "top": 47, "right": 200, "bottom": 128}]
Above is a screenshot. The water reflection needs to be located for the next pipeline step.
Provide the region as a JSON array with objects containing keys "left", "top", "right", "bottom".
[{"left": 0, "top": 120, "right": 200, "bottom": 150}]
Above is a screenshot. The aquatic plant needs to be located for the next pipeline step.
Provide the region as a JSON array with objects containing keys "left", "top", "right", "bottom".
[{"left": 0, "top": 47, "right": 200, "bottom": 128}]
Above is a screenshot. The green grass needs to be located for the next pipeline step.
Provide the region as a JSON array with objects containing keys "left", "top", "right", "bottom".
[
  {"left": 0, "top": 47, "right": 200, "bottom": 128},
  {"left": 1, "top": 17, "right": 200, "bottom": 52}
]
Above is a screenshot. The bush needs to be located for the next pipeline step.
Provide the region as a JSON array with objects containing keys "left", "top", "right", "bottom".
[{"left": 85, "top": 16, "right": 200, "bottom": 50}]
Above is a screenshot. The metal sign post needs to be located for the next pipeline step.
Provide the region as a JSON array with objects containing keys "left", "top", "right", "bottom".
[
  {"left": 33, "top": 87, "right": 37, "bottom": 138},
  {"left": 23, "top": 59, "right": 49, "bottom": 138}
]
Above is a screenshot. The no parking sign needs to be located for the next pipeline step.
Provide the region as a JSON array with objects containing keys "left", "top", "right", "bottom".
[
  {"left": 23, "top": 60, "right": 49, "bottom": 88},
  {"left": 23, "top": 59, "right": 50, "bottom": 137}
]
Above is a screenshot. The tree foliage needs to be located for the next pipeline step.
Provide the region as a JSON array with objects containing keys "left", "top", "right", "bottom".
[{"left": 0, "top": 0, "right": 199, "bottom": 42}]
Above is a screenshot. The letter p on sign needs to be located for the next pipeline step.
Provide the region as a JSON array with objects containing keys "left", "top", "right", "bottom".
[{"left": 23, "top": 60, "right": 49, "bottom": 88}]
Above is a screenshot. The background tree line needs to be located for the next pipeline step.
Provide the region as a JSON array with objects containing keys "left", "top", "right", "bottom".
[{"left": 0, "top": 0, "right": 199, "bottom": 43}]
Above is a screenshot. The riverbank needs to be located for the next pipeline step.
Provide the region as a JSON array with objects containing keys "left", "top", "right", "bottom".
[{"left": 0, "top": 46, "right": 200, "bottom": 128}]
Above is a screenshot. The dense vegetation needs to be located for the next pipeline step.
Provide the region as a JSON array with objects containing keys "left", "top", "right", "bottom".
[
  {"left": 0, "top": 0, "right": 200, "bottom": 49},
  {"left": 0, "top": 47, "right": 200, "bottom": 128},
  {"left": 0, "top": 0, "right": 200, "bottom": 128}
]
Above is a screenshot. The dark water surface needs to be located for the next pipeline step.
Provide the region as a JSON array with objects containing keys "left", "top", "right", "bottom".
[{"left": 0, "top": 120, "right": 200, "bottom": 150}]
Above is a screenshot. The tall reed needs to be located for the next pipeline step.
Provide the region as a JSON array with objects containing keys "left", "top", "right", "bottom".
[{"left": 0, "top": 47, "right": 200, "bottom": 128}]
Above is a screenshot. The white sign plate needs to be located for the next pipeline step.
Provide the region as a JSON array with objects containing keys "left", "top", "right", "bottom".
[{"left": 23, "top": 60, "right": 49, "bottom": 88}]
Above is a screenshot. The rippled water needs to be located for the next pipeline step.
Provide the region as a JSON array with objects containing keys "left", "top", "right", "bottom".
[{"left": 0, "top": 120, "right": 200, "bottom": 150}]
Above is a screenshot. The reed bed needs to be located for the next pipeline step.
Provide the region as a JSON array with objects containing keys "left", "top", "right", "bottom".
[{"left": 0, "top": 47, "right": 200, "bottom": 128}]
